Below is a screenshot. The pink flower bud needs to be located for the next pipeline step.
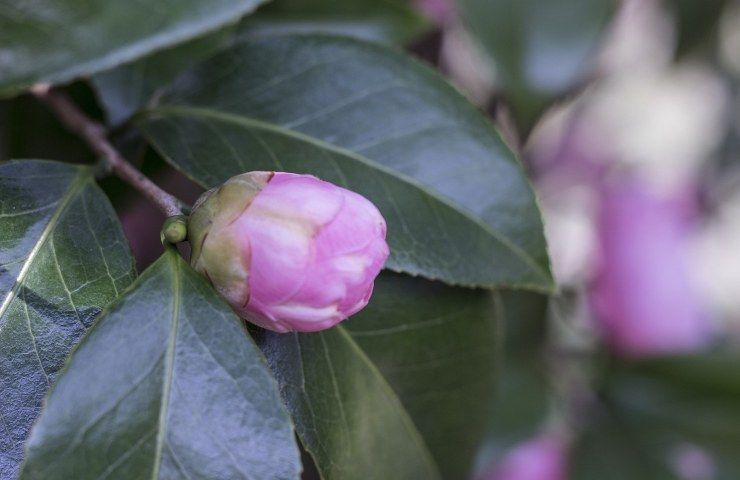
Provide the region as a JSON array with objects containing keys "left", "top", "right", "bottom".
[
  {"left": 481, "top": 435, "right": 568, "bottom": 480},
  {"left": 590, "top": 180, "right": 712, "bottom": 357},
  {"left": 188, "top": 172, "right": 389, "bottom": 332}
]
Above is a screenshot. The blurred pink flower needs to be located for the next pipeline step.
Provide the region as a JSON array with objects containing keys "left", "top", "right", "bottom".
[
  {"left": 480, "top": 435, "right": 568, "bottom": 480},
  {"left": 670, "top": 443, "right": 716, "bottom": 480},
  {"left": 189, "top": 171, "right": 389, "bottom": 333},
  {"left": 590, "top": 179, "right": 712, "bottom": 357}
]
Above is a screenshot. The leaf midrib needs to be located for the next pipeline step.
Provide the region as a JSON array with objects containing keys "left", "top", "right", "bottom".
[
  {"left": 0, "top": 166, "right": 90, "bottom": 324},
  {"left": 151, "top": 251, "right": 181, "bottom": 480},
  {"left": 286, "top": 328, "right": 442, "bottom": 479},
  {"left": 140, "top": 105, "right": 553, "bottom": 290}
]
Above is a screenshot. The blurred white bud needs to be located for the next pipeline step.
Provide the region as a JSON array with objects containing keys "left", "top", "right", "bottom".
[
  {"left": 584, "top": 63, "right": 730, "bottom": 192},
  {"left": 598, "top": 0, "right": 676, "bottom": 75},
  {"left": 541, "top": 186, "right": 599, "bottom": 285},
  {"left": 693, "top": 172, "right": 740, "bottom": 327},
  {"left": 440, "top": 22, "right": 496, "bottom": 107}
]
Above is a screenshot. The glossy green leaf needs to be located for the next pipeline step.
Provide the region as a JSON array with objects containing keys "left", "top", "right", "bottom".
[
  {"left": 0, "top": 160, "right": 135, "bottom": 479},
  {"left": 138, "top": 34, "right": 552, "bottom": 291},
  {"left": 458, "top": 0, "right": 613, "bottom": 132},
  {"left": 259, "top": 272, "right": 500, "bottom": 479},
  {"left": 344, "top": 273, "right": 500, "bottom": 478},
  {"left": 261, "top": 327, "right": 441, "bottom": 480},
  {"left": 240, "top": 0, "right": 429, "bottom": 44},
  {"left": 0, "top": 0, "right": 266, "bottom": 97},
  {"left": 20, "top": 250, "right": 301, "bottom": 480},
  {"left": 92, "top": 27, "right": 237, "bottom": 127}
]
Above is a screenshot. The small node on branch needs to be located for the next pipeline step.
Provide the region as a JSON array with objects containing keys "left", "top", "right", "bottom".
[{"left": 161, "top": 215, "right": 188, "bottom": 244}]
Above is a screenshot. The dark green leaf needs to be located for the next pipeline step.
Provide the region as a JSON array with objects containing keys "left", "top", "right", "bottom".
[
  {"left": 20, "top": 250, "right": 301, "bottom": 480},
  {"left": 139, "top": 34, "right": 552, "bottom": 291},
  {"left": 240, "top": 0, "right": 429, "bottom": 44},
  {"left": 92, "top": 27, "right": 237, "bottom": 126},
  {"left": 261, "top": 326, "right": 441, "bottom": 480},
  {"left": 458, "top": 0, "right": 613, "bottom": 132},
  {"left": 0, "top": 160, "right": 135, "bottom": 479},
  {"left": 0, "top": 0, "right": 266, "bottom": 97},
  {"left": 496, "top": 289, "right": 549, "bottom": 352},
  {"left": 469, "top": 290, "right": 550, "bottom": 478},
  {"left": 667, "top": 0, "right": 728, "bottom": 57},
  {"left": 259, "top": 272, "right": 500, "bottom": 479},
  {"left": 344, "top": 273, "right": 500, "bottom": 478},
  {"left": 570, "top": 404, "right": 676, "bottom": 480},
  {"left": 572, "top": 353, "right": 740, "bottom": 480}
]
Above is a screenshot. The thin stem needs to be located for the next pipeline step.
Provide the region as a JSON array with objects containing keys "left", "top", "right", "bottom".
[{"left": 31, "top": 84, "right": 183, "bottom": 217}]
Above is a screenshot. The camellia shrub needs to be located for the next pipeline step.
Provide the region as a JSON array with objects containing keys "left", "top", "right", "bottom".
[
  {"left": 2, "top": 0, "right": 739, "bottom": 479},
  {"left": 0, "top": 1, "right": 556, "bottom": 478}
]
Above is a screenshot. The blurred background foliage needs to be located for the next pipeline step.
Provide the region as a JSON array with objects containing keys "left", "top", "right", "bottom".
[
  {"left": 450, "top": 0, "right": 740, "bottom": 478},
  {"left": 2, "top": 0, "right": 740, "bottom": 478}
]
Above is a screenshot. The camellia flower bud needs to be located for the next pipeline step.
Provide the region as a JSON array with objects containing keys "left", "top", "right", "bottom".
[{"left": 188, "top": 171, "right": 389, "bottom": 333}]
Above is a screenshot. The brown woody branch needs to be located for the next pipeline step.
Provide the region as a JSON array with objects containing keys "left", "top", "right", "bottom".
[{"left": 31, "top": 84, "right": 183, "bottom": 218}]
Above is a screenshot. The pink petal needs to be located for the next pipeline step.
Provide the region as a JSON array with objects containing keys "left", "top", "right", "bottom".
[
  {"left": 590, "top": 180, "right": 712, "bottom": 357},
  {"left": 243, "top": 173, "right": 343, "bottom": 310},
  {"left": 482, "top": 435, "right": 568, "bottom": 480}
]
